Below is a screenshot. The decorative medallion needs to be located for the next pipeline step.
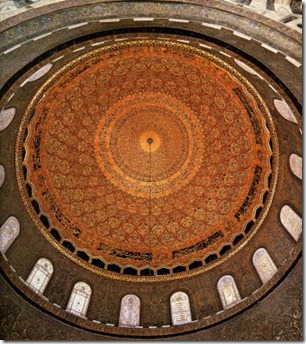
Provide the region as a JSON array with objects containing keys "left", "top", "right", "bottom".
[
  {"left": 95, "top": 92, "right": 204, "bottom": 198},
  {"left": 16, "top": 40, "right": 278, "bottom": 278}
]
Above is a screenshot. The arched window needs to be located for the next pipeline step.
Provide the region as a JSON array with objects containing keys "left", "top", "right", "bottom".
[
  {"left": 0, "top": 107, "right": 16, "bottom": 132},
  {"left": 289, "top": 154, "right": 302, "bottom": 180},
  {"left": 0, "top": 165, "right": 5, "bottom": 188},
  {"left": 280, "top": 205, "right": 302, "bottom": 242},
  {"left": 66, "top": 282, "right": 92, "bottom": 318},
  {"left": 0, "top": 216, "right": 20, "bottom": 254},
  {"left": 274, "top": 99, "right": 297, "bottom": 123},
  {"left": 119, "top": 294, "right": 141, "bottom": 327},
  {"left": 217, "top": 275, "right": 241, "bottom": 310},
  {"left": 26, "top": 258, "right": 53, "bottom": 294},
  {"left": 253, "top": 248, "right": 277, "bottom": 284},
  {"left": 170, "top": 291, "right": 192, "bottom": 325}
]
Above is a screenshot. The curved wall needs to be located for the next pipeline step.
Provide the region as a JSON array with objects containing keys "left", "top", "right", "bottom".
[{"left": 0, "top": 0, "right": 302, "bottom": 340}]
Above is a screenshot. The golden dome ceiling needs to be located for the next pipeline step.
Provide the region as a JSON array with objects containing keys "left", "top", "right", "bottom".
[
  {"left": 16, "top": 40, "right": 277, "bottom": 276},
  {"left": 0, "top": 0, "right": 302, "bottom": 340}
]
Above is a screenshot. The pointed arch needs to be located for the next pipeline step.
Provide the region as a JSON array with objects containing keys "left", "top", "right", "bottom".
[
  {"left": 217, "top": 275, "right": 241, "bottom": 309},
  {"left": 26, "top": 258, "right": 53, "bottom": 294},
  {"left": 66, "top": 281, "right": 92, "bottom": 318},
  {"left": 253, "top": 248, "right": 277, "bottom": 284},
  {"left": 119, "top": 294, "right": 141, "bottom": 327},
  {"left": 0, "top": 216, "right": 20, "bottom": 254},
  {"left": 170, "top": 291, "right": 192, "bottom": 325}
]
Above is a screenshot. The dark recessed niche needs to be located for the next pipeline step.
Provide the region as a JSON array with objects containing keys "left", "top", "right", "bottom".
[
  {"left": 244, "top": 220, "right": 254, "bottom": 234},
  {"left": 298, "top": 23, "right": 302, "bottom": 28},
  {"left": 281, "top": 15, "right": 297, "bottom": 23},
  {"left": 22, "top": 147, "right": 26, "bottom": 161},
  {"left": 140, "top": 268, "right": 154, "bottom": 276},
  {"left": 157, "top": 268, "right": 170, "bottom": 275},
  {"left": 63, "top": 240, "right": 75, "bottom": 253},
  {"left": 267, "top": 173, "right": 272, "bottom": 187},
  {"left": 50, "top": 228, "right": 61, "bottom": 242},
  {"left": 219, "top": 244, "right": 231, "bottom": 256},
  {"left": 233, "top": 234, "right": 244, "bottom": 246},
  {"left": 108, "top": 264, "right": 121, "bottom": 273},
  {"left": 23, "top": 165, "right": 28, "bottom": 179},
  {"left": 269, "top": 155, "right": 273, "bottom": 168},
  {"left": 92, "top": 258, "right": 105, "bottom": 269},
  {"left": 262, "top": 190, "right": 268, "bottom": 203},
  {"left": 189, "top": 261, "right": 203, "bottom": 270},
  {"left": 123, "top": 267, "right": 137, "bottom": 275},
  {"left": 77, "top": 250, "right": 90, "bottom": 262},
  {"left": 255, "top": 206, "right": 263, "bottom": 219},
  {"left": 205, "top": 254, "right": 218, "bottom": 264},
  {"left": 40, "top": 214, "right": 50, "bottom": 229},
  {"left": 26, "top": 183, "right": 33, "bottom": 198},
  {"left": 173, "top": 265, "right": 187, "bottom": 273},
  {"left": 31, "top": 199, "right": 40, "bottom": 214}
]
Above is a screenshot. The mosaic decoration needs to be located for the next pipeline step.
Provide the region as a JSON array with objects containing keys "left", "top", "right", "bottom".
[{"left": 16, "top": 40, "right": 277, "bottom": 277}]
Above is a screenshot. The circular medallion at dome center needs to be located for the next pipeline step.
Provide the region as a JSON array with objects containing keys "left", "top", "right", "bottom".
[
  {"left": 16, "top": 40, "right": 276, "bottom": 277},
  {"left": 95, "top": 92, "right": 203, "bottom": 197}
]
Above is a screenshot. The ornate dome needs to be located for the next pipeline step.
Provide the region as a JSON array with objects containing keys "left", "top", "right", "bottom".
[{"left": 0, "top": 0, "right": 302, "bottom": 340}]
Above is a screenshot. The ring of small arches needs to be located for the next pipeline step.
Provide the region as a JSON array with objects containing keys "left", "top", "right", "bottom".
[{"left": 1, "top": 208, "right": 301, "bottom": 327}]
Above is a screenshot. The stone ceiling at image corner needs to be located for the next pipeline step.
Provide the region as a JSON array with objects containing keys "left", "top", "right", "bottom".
[{"left": 0, "top": 0, "right": 302, "bottom": 33}]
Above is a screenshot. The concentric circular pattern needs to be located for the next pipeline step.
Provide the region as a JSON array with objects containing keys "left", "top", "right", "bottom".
[
  {"left": 17, "top": 41, "right": 275, "bottom": 275},
  {"left": 95, "top": 92, "right": 203, "bottom": 197}
]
